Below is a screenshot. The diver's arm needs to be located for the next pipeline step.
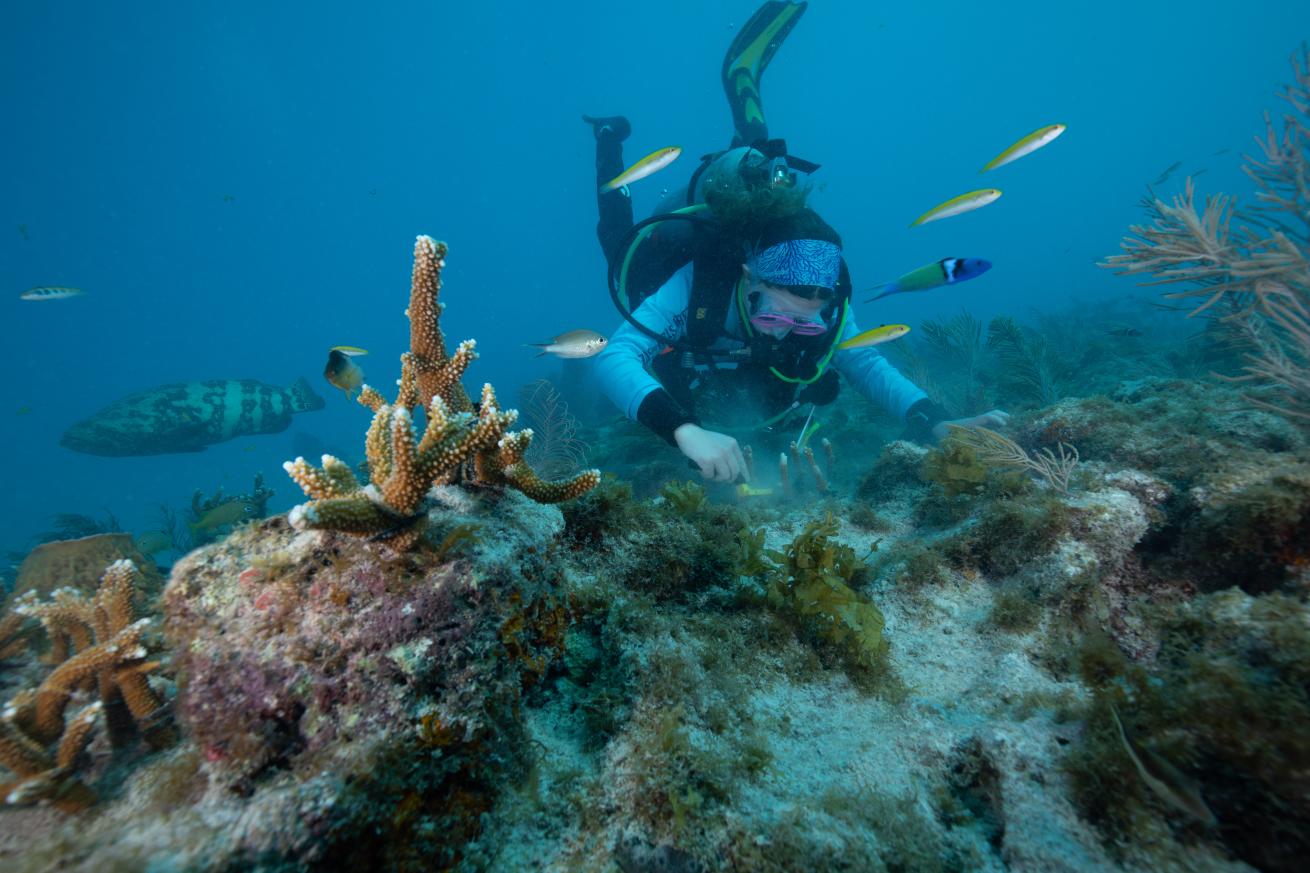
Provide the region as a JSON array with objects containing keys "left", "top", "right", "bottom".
[
  {"left": 831, "top": 316, "right": 931, "bottom": 422},
  {"left": 594, "top": 265, "right": 698, "bottom": 443}
]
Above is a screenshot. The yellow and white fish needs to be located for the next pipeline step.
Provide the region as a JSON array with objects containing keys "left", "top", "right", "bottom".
[
  {"left": 837, "top": 324, "right": 910, "bottom": 350},
  {"left": 527, "top": 329, "right": 608, "bottom": 358},
  {"left": 981, "top": 124, "right": 1066, "bottom": 172},
  {"left": 20, "top": 285, "right": 83, "bottom": 301},
  {"left": 329, "top": 345, "right": 369, "bottom": 356},
  {"left": 600, "top": 146, "right": 682, "bottom": 193},
  {"left": 910, "top": 189, "right": 1002, "bottom": 227}
]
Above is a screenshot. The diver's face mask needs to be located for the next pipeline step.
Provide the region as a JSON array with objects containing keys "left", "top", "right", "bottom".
[{"left": 748, "top": 285, "right": 831, "bottom": 338}]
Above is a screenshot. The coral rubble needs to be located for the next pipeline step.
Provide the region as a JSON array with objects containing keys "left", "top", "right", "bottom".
[{"left": 285, "top": 236, "right": 598, "bottom": 549}]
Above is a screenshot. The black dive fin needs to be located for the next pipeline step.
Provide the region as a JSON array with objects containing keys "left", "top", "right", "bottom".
[{"left": 721, "top": 1, "right": 808, "bottom": 146}]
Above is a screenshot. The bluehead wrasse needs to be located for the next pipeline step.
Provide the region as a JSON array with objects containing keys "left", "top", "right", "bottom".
[
  {"left": 1110, "top": 704, "right": 1217, "bottom": 827},
  {"left": 526, "top": 329, "right": 608, "bottom": 358},
  {"left": 735, "top": 482, "right": 774, "bottom": 498},
  {"left": 15, "top": 406, "right": 32, "bottom": 416},
  {"left": 20, "top": 285, "right": 83, "bottom": 301},
  {"left": 980, "top": 124, "right": 1066, "bottom": 172},
  {"left": 865, "top": 258, "right": 992, "bottom": 302},
  {"left": 837, "top": 324, "right": 911, "bottom": 350},
  {"left": 600, "top": 146, "right": 682, "bottom": 192},
  {"left": 1211, "top": 148, "right": 1230, "bottom": 156},
  {"left": 330, "top": 345, "right": 369, "bottom": 356},
  {"left": 910, "top": 190, "right": 1001, "bottom": 227}
]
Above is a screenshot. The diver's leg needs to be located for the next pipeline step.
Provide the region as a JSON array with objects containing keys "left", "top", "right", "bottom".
[
  {"left": 721, "top": 1, "right": 808, "bottom": 147},
  {"left": 583, "top": 114, "right": 633, "bottom": 266}
]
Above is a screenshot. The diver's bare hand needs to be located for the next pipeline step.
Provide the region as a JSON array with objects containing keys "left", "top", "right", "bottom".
[
  {"left": 674, "top": 424, "right": 748, "bottom": 483},
  {"left": 932, "top": 409, "right": 1011, "bottom": 443}
]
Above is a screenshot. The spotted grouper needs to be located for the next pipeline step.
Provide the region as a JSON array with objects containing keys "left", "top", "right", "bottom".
[{"left": 61, "top": 377, "right": 325, "bottom": 456}]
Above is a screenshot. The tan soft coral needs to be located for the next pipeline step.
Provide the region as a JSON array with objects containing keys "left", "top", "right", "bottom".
[
  {"left": 284, "top": 236, "right": 599, "bottom": 549},
  {"left": 1, "top": 560, "right": 174, "bottom": 813},
  {"left": 1103, "top": 45, "right": 1310, "bottom": 421}
]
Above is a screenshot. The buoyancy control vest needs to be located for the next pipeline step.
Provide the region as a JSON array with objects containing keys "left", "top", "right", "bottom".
[{"left": 606, "top": 202, "right": 852, "bottom": 428}]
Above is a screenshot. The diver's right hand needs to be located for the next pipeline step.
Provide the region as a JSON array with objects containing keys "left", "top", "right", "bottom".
[{"left": 673, "top": 424, "right": 748, "bottom": 483}]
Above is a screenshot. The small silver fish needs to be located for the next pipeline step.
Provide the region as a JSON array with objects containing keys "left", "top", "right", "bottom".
[
  {"left": 527, "top": 329, "right": 608, "bottom": 359},
  {"left": 21, "top": 285, "right": 83, "bottom": 301}
]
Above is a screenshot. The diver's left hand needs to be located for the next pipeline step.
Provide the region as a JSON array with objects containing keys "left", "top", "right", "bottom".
[{"left": 932, "top": 409, "right": 1011, "bottom": 443}]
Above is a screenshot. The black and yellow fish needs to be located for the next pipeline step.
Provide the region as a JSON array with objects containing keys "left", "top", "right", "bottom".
[
  {"left": 61, "top": 378, "right": 325, "bottom": 457},
  {"left": 323, "top": 349, "right": 365, "bottom": 399}
]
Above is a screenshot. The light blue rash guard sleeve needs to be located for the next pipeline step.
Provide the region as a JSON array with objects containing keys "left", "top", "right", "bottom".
[
  {"left": 594, "top": 264, "right": 693, "bottom": 420},
  {"left": 831, "top": 312, "right": 928, "bottom": 421}
]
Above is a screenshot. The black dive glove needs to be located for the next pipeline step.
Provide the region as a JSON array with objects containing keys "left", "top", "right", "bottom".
[
  {"left": 902, "top": 398, "right": 950, "bottom": 444},
  {"left": 637, "top": 389, "right": 699, "bottom": 446}
]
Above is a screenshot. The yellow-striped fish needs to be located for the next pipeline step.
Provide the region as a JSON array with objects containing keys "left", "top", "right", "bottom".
[
  {"left": 330, "top": 345, "right": 369, "bottom": 356},
  {"left": 837, "top": 324, "right": 910, "bottom": 350},
  {"left": 600, "top": 146, "right": 682, "bottom": 193},
  {"left": 910, "top": 189, "right": 1002, "bottom": 227},
  {"left": 981, "top": 124, "right": 1066, "bottom": 172},
  {"left": 20, "top": 285, "right": 83, "bottom": 301}
]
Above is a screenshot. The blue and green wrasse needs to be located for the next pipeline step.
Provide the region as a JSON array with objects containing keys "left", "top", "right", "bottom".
[
  {"left": 837, "top": 324, "right": 910, "bottom": 350},
  {"left": 910, "top": 189, "right": 1001, "bottom": 227},
  {"left": 600, "top": 146, "right": 682, "bottom": 192},
  {"left": 865, "top": 258, "right": 992, "bottom": 302},
  {"left": 981, "top": 124, "right": 1066, "bottom": 172}
]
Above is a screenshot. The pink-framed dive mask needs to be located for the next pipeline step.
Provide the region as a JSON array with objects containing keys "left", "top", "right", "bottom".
[{"left": 749, "top": 310, "right": 829, "bottom": 336}]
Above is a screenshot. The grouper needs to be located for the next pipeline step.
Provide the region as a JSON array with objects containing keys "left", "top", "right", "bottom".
[{"left": 61, "top": 378, "right": 325, "bottom": 457}]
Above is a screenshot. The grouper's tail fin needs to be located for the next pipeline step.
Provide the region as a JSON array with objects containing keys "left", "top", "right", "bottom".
[{"left": 289, "top": 377, "right": 326, "bottom": 412}]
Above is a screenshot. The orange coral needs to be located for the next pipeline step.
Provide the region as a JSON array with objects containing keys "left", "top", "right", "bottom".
[
  {"left": 1, "top": 559, "right": 174, "bottom": 813},
  {"left": 285, "top": 236, "right": 599, "bottom": 549}
]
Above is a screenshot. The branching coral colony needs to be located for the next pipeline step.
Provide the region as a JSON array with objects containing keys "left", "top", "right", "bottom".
[
  {"left": 284, "top": 236, "right": 600, "bottom": 549},
  {"left": 1, "top": 560, "right": 172, "bottom": 812},
  {"left": 1104, "top": 44, "right": 1310, "bottom": 421}
]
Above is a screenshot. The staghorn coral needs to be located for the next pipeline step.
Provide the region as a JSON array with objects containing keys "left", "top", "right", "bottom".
[
  {"left": 285, "top": 236, "right": 599, "bottom": 549},
  {"left": 0, "top": 559, "right": 172, "bottom": 813}
]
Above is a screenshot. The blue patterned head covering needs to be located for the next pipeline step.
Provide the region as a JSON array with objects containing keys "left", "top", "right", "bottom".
[{"left": 748, "top": 238, "right": 842, "bottom": 291}]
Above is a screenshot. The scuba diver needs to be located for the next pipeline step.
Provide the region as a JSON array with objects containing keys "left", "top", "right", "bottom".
[{"left": 587, "top": 1, "right": 1008, "bottom": 482}]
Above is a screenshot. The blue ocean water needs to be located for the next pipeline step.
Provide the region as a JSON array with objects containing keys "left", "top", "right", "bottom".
[{"left": 1, "top": 0, "right": 1304, "bottom": 555}]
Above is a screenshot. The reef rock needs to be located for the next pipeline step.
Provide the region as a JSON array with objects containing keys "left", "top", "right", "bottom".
[
  {"left": 61, "top": 377, "right": 325, "bottom": 456},
  {"left": 10, "top": 532, "right": 162, "bottom": 604}
]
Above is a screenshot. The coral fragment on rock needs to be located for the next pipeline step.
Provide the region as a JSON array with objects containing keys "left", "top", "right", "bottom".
[{"left": 284, "top": 236, "right": 599, "bottom": 549}]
